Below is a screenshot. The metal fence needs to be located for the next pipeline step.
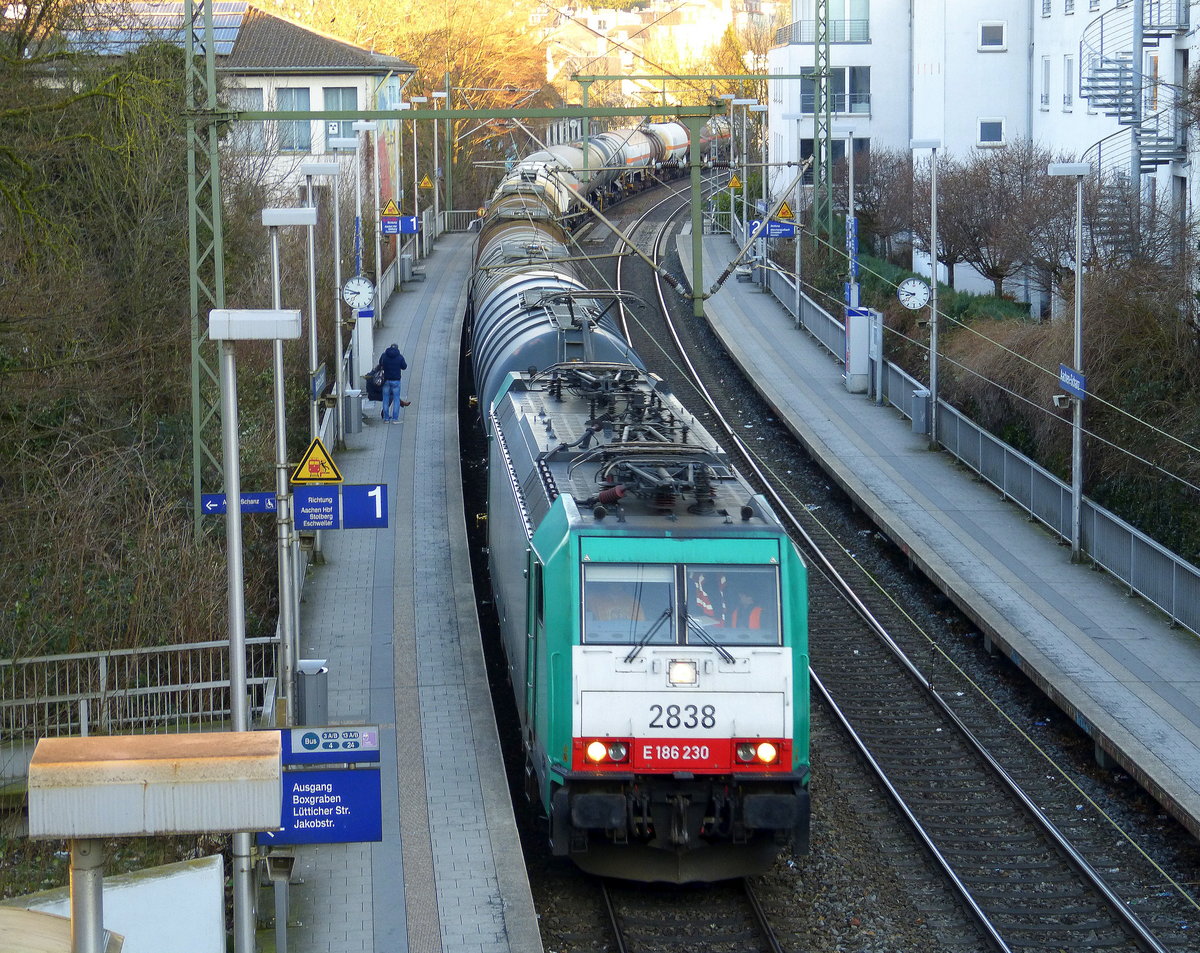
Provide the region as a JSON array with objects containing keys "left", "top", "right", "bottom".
[
  {"left": 754, "top": 251, "right": 1200, "bottom": 638},
  {"left": 0, "top": 637, "right": 279, "bottom": 742}
]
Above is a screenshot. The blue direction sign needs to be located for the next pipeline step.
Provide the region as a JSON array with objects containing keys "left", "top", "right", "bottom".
[
  {"left": 259, "top": 767, "right": 382, "bottom": 845},
  {"left": 749, "top": 219, "right": 796, "bottom": 239},
  {"left": 1059, "top": 364, "right": 1087, "bottom": 400},
  {"left": 200, "top": 492, "right": 276, "bottom": 515},
  {"left": 293, "top": 485, "right": 339, "bottom": 529},
  {"left": 283, "top": 726, "right": 381, "bottom": 766},
  {"left": 399, "top": 216, "right": 420, "bottom": 234},
  {"left": 381, "top": 217, "right": 400, "bottom": 235},
  {"left": 311, "top": 363, "right": 327, "bottom": 402},
  {"left": 343, "top": 484, "right": 388, "bottom": 529}
]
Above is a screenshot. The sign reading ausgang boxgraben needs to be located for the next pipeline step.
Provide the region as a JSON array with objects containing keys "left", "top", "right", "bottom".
[{"left": 259, "top": 767, "right": 382, "bottom": 845}]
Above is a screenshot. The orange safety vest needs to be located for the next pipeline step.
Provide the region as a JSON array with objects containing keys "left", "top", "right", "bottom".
[{"left": 729, "top": 605, "right": 762, "bottom": 629}]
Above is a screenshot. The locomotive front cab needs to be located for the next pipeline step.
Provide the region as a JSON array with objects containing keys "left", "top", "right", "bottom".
[{"left": 543, "top": 541, "right": 811, "bottom": 882}]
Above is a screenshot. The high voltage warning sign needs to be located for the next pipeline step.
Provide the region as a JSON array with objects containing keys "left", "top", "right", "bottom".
[
  {"left": 419, "top": 175, "right": 434, "bottom": 189},
  {"left": 727, "top": 175, "right": 742, "bottom": 190},
  {"left": 776, "top": 201, "right": 795, "bottom": 220},
  {"left": 290, "top": 437, "right": 343, "bottom": 484}
]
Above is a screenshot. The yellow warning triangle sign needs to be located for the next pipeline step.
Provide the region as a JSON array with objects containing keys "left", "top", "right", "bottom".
[
  {"left": 419, "top": 174, "right": 434, "bottom": 189},
  {"left": 290, "top": 437, "right": 343, "bottom": 485},
  {"left": 728, "top": 175, "right": 742, "bottom": 190},
  {"left": 777, "top": 200, "right": 795, "bottom": 220},
  {"left": 381, "top": 199, "right": 401, "bottom": 217}
]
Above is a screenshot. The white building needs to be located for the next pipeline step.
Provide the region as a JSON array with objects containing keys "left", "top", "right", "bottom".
[{"left": 766, "top": 0, "right": 1192, "bottom": 295}]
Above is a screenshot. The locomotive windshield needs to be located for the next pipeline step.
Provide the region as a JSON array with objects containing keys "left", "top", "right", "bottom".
[
  {"left": 581, "top": 563, "right": 781, "bottom": 646},
  {"left": 582, "top": 564, "right": 675, "bottom": 645}
]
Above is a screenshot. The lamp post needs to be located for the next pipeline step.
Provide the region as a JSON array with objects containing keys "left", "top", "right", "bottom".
[
  {"left": 749, "top": 103, "right": 769, "bottom": 285},
  {"left": 718, "top": 93, "right": 736, "bottom": 233},
  {"left": 261, "top": 208, "right": 316, "bottom": 732},
  {"left": 910, "top": 138, "right": 941, "bottom": 450},
  {"left": 782, "top": 111, "right": 806, "bottom": 325},
  {"left": 208, "top": 306, "right": 303, "bottom": 953},
  {"left": 432, "top": 90, "right": 447, "bottom": 231},
  {"left": 732, "top": 97, "right": 757, "bottom": 232},
  {"left": 327, "top": 138, "right": 355, "bottom": 449},
  {"left": 1048, "top": 161, "right": 1091, "bottom": 562},
  {"left": 411, "top": 96, "right": 427, "bottom": 255},
  {"left": 300, "top": 162, "right": 338, "bottom": 443},
  {"left": 833, "top": 124, "right": 858, "bottom": 307}
]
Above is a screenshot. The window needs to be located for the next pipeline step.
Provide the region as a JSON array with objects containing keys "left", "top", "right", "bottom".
[
  {"left": 324, "top": 87, "right": 356, "bottom": 151},
  {"left": 687, "top": 566, "right": 780, "bottom": 646},
  {"left": 1066, "top": 0, "right": 1074, "bottom": 13},
  {"left": 978, "top": 118, "right": 1005, "bottom": 146},
  {"left": 582, "top": 564, "right": 674, "bottom": 645},
  {"left": 1042, "top": 0, "right": 1050, "bottom": 15},
  {"left": 979, "top": 21, "right": 1006, "bottom": 50},
  {"left": 1063, "top": 55, "right": 1074, "bottom": 109},
  {"left": 580, "top": 563, "right": 781, "bottom": 647},
  {"left": 276, "top": 87, "right": 311, "bottom": 153},
  {"left": 798, "top": 65, "right": 871, "bottom": 113},
  {"left": 1041, "top": 56, "right": 1051, "bottom": 107},
  {"left": 1090, "top": 0, "right": 1099, "bottom": 9},
  {"left": 227, "top": 86, "right": 264, "bottom": 152}
]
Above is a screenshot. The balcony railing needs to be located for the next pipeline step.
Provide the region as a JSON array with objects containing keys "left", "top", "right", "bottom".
[
  {"left": 793, "top": 92, "right": 872, "bottom": 115},
  {"left": 774, "top": 18, "right": 869, "bottom": 45}
]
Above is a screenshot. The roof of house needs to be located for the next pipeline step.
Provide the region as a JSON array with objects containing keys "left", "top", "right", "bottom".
[{"left": 66, "top": 1, "right": 416, "bottom": 75}]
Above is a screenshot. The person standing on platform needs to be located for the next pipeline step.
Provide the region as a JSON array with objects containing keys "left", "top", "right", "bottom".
[{"left": 378, "top": 343, "right": 411, "bottom": 423}]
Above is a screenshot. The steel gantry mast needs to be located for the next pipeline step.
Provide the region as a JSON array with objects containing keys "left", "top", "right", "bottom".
[
  {"left": 185, "top": 0, "right": 228, "bottom": 538},
  {"left": 811, "top": 0, "right": 833, "bottom": 243}
]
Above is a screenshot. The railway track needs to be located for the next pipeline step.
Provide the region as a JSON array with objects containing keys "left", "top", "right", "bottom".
[
  {"left": 602, "top": 187, "right": 1199, "bottom": 951},
  {"left": 601, "top": 878, "right": 785, "bottom": 953}
]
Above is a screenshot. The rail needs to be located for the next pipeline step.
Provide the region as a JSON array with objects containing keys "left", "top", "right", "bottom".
[{"left": 750, "top": 235, "right": 1200, "bottom": 638}]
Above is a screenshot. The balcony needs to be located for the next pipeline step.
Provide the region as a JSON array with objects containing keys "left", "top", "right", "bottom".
[
  {"left": 794, "top": 92, "right": 872, "bottom": 115},
  {"left": 774, "top": 19, "right": 870, "bottom": 46}
]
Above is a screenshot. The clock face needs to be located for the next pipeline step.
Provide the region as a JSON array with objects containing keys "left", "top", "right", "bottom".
[
  {"left": 897, "top": 277, "right": 931, "bottom": 310},
  {"left": 342, "top": 276, "right": 375, "bottom": 309}
]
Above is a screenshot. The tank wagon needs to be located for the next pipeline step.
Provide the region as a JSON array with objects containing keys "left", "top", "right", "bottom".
[
  {"left": 467, "top": 130, "right": 811, "bottom": 882},
  {"left": 487, "top": 118, "right": 730, "bottom": 226}
]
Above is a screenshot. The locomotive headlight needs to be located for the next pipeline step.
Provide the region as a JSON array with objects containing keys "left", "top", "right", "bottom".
[
  {"left": 668, "top": 659, "right": 697, "bottom": 685},
  {"left": 607, "top": 742, "right": 629, "bottom": 762},
  {"left": 755, "top": 741, "right": 779, "bottom": 764},
  {"left": 586, "top": 740, "right": 609, "bottom": 763},
  {"left": 736, "top": 743, "right": 756, "bottom": 763}
]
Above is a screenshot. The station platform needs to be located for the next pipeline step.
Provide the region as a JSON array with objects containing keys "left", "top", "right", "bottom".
[
  {"left": 286, "top": 233, "right": 542, "bottom": 953},
  {"left": 678, "top": 229, "right": 1200, "bottom": 842}
]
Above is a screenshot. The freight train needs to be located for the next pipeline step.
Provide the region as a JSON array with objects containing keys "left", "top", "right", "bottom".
[
  {"left": 467, "top": 118, "right": 809, "bottom": 883},
  {"left": 488, "top": 117, "right": 729, "bottom": 227}
]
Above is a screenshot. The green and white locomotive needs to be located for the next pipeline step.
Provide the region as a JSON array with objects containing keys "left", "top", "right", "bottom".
[{"left": 469, "top": 138, "right": 810, "bottom": 884}]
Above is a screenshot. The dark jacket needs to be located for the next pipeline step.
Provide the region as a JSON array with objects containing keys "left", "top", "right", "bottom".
[{"left": 379, "top": 345, "right": 408, "bottom": 381}]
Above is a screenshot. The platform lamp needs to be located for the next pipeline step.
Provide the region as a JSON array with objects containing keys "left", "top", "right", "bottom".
[
  {"left": 208, "top": 306, "right": 302, "bottom": 953},
  {"left": 328, "top": 136, "right": 357, "bottom": 448},
  {"left": 261, "top": 208, "right": 316, "bottom": 732},
  {"left": 782, "top": 112, "right": 806, "bottom": 325},
  {"left": 910, "top": 138, "right": 941, "bottom": 449},
  {"left": 749, "top": 103, "right": 769, "bottom": 284},
  {"left": 718, "top": 93, "right": 736, "bottom": 231},
  {"left": 432, "top": 90, "right": 447, "bottom": 229},
  {"left": 1048, "top": 161, "right": 1091, "bottom": 562},
  {"left": 832, "top": 124, "right": 859, "bottom": 307},
  {"left": 410, "top": 96, "right": 427, "bottom": 253},
  {"left": 300, "top": 162, "right": 339, "bottom": 444},
  {"left": 732, "top": 97, "right": 758, "bottom": 231}
]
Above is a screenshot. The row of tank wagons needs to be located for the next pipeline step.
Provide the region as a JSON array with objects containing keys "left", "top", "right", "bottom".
[{"left": 489, "top": 117, "right": 732, "bottom": 224}]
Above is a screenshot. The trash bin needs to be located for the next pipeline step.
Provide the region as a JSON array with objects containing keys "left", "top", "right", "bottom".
[
  {"left": 400, "top": 254, "right": 413, "bottom": 283},
  {"left": 296, "top": 659, "right": 328, "bottom": 726},
  {"left": 343, "top": 388, "right": 363, "bottom": 434},
  {"left": 911, "top": 388, "right": 930, "bottom": 435}
]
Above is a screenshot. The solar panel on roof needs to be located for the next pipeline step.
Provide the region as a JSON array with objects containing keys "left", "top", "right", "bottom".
[{"left": 66, "top": 1, "right": 246, "bottom": 57}]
